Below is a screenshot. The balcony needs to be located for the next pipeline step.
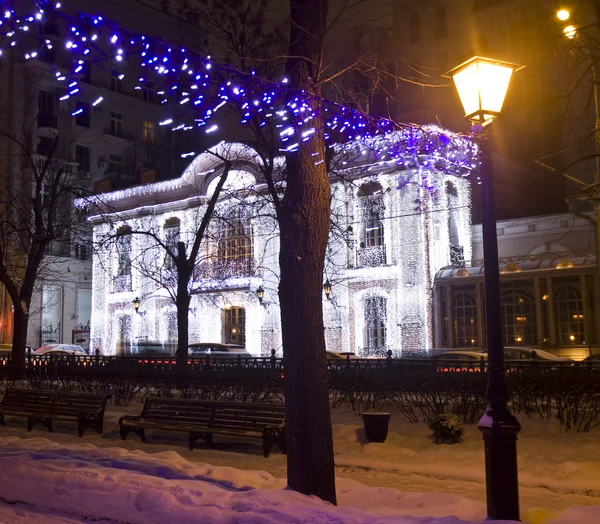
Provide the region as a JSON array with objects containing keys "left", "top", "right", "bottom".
[
  {"left": 356, "top": 245, "right": 387, "bottom": 268},
  {"left": 194, "top": 258, "right": 255, "bottom": 281},
  {"left": 111, "top": 274, "right": 132, "bottom": 293},
  {"left": 32, "top": 155, "right": 79, "bottom": 176}
]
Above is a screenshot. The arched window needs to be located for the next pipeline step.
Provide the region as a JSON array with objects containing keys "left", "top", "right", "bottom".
[
  {"left": 452, "top": 293, "right": 478, "bottom": 347},
  {"left": 501, "top": 289, "right": 537, "bottom": 345},
  {"left": 357, "top": 182, "right": 386, "bottom": 267},
  {"left": 216, "top": 208, "right": 253, "bottom": 277},
  {"left": 409, "top": 13, "right": 420, "bottom": 43},
  {"left": 554, "top": 285, "right": 585, "bottom": 344},
  {"left": 363, "top": 296, "right": 387, "bottom": 356}
]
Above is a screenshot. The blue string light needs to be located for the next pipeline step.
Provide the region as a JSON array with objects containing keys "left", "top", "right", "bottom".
[{"left": 0, "top": 1, "right": 477, "bottom": 179}]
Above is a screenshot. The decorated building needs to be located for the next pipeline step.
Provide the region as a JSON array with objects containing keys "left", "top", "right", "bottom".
[{"left": 85, "top": 131, "right": 473, "bottom": 356}]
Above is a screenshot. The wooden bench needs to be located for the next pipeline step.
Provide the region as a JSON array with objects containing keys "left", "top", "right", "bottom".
[
  {"left": 0, "top": 388, "right": 110, "bottom": 437},
  {"left": 119, "top": 398, "right": 286, "bottom": 457}
]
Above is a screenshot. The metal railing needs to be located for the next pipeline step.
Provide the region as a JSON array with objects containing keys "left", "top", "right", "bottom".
[{"left": 1, "top": 352, "right": 597, "bottom": 375}]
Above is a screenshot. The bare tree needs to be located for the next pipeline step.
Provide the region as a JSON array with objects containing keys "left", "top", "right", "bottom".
[{"left": 0, "top": 109, "right": 91, "bottom": 371}]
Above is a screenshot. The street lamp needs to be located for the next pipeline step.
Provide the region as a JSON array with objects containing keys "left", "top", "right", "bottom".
[
  {"left": 444, "top": 56, "right": 523, "bottom": 522},
  {"left": 132, "top": 296, "right": 141, "bottom": 313}
]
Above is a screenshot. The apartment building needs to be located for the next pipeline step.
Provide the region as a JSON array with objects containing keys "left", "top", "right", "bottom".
[{"left": 0, "top": 0, "right": 207, "bottom": 350}]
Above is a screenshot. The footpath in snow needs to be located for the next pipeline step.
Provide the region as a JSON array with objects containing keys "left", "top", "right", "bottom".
[{"left": 0, "top": 406, "right": 598, "bottom": 523}]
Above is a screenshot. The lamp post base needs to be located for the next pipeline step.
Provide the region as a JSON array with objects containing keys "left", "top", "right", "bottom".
[{"left": 478, "top": 405, "right": 521, "bottom": 521}]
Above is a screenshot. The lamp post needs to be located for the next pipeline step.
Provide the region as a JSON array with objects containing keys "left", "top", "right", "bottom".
[
  {"left": 444, "top": 56, "right": 523, "bottom": 521},
  {"left": 256, "top": 286, "right": 265, "bottom": 306}
]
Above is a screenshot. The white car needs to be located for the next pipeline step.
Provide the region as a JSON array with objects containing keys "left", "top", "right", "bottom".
[
  {"left": 188, "top": 342, "right": 252, "bottom": 358},
  {"left": 34, "top": 344, "right": 87, "bottom": 356},
  {"left": 503, "top": 346, "right": 573, "bottom": 362},
  {"left": 432, "top": 350, "right": 487, "bottom": 361}
]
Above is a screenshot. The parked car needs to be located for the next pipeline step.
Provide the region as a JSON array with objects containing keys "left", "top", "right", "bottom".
[
  {"left": 34, "top": 344, "right": 87, "bottom": 356},
  {"left": 584, "top": 353, "right": 600, "bottom": 362},
  {"left": 503, "top": 347, "right": 573, "bottom": 362},
  {"left": 432, "top": 350, "right": 487, "bottom": 361},
  {"left": 188, "top": 342, "right": 252, "bottom": 358}
]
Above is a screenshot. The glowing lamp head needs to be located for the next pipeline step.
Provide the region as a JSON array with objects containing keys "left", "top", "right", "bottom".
[
  {"left": 255, "top": 286, "right": 264, "bottom": 305},
  {"left": 563, "top": 25, "right": 577, "bottom": 39},
  {"left": 132, "top": 297, "right": 141, "bottom": 312},
  {"left": 443, "top": 56, "right": 524, "bottom": 126},
  {"left": 557, "top": 9, "right": 570, "bottom": 21},
  {"left": 323, "top": 280, "right": 332, "bottom": 300}
]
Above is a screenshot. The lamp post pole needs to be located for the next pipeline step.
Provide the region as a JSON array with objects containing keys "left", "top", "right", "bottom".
[
  {"left": 444, "top": 56, "right": 523, "bottom": 520},
  {"left": 476, "top": 128, "right": 521, "bottom": 521}
]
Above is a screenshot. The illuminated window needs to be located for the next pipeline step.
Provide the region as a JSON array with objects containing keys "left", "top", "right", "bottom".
[
  {"left": 142, "top": 120, "right": 155, "bottom": 143},
  {"left": 216, "top": 209, "right": 253, "bottom": 277},
  {"left": 554, "top": 285, "right": 585, "bottom": 344},
  {"left": 501, "top": 289, "right": 536, "bottom": 345},
  {"left": 357, "top": 182, "right": 386, "bottom": 267},
  {"left": 224, "top": 307, "right": 245, "bottom": 346},
  {"left": 452, "top": 293, "right": 478, "bottom": 347}
]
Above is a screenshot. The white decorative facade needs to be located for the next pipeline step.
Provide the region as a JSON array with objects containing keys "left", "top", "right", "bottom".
[{"left": 85, "top": 132, "right": 472, "bottom": 356}]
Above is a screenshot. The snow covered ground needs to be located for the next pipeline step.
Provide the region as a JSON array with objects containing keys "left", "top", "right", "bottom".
[{"left": 0, "top": 403, "right": 598, "bottom": 523}]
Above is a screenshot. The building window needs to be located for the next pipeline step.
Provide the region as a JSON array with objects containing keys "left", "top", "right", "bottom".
[
  {"left": 501, "top": 289, "right": 537, "bottom": 346},
  {"left": 75, "top": 144, "right": 91, "bottom": 172},
  {"left": 216, "top": 209, "right": 253, "bottom": 277},
  {"left": 75, "top": 101, "right": 90, "bottom": 128},
  {"left": 110, "top": 111, "right": 123, "bottom": 137},
  {"left": 143, "top": 120, "right": 155, "bottom": 143},
  {"left": 363, "top": 296, "right": 387, "bottom": 356},
  {"left": 164, "top": 217, "right": 180, "bottom": 270},
  {"left": 37, "top": 135, "right": 55, "bottom": 157},
  {"left": 110, "top": 71, "right": 123, "bottom": 93},
  {"left": 38, "top": 90, "right": 54, "bottom": 115},
  {"left": 357, "top": 182, "right": 386, "bottom": 267},
  {"left": 38, "top": 90, "right": 57, "bottom": 128},
  {"left": 434, "top": 5, "right": 448, "bottom": 40},
  {"left": 453, "top": 293, "right": 478, "bottom": 347},
  {"left": 117, "top": 315, "right": 132, "bottom": 355},
  {"left": 108, "top": 153, "right": 123, "bottom": 175},
  {"left": 142, "top": 87, "right": 154, "bottom": 103},
  {"left": 409, "top": 13, "right": 420, "bottom": 43},
  {"left": 554, "top": 285, "right": 585, "bottom": 344},
  {"left": 224, "top": 307, "right": 245, "bottom": 346}
]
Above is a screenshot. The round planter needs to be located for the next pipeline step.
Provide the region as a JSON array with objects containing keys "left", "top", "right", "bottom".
[{"left": 361, "top": 412, "right": 391, "bottom": 443}]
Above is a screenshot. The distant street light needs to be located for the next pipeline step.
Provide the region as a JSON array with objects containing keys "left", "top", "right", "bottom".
[
  {"left": 557, "top": 8, "right": 571, "bottom": 21},
  {"left": 444, "top": 56, "right": 523, "bottom": 522}
]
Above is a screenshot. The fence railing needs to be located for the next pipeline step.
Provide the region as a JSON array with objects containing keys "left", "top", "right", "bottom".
[{"left": 1, "top": 352, "right": 598, "bottom": 375}]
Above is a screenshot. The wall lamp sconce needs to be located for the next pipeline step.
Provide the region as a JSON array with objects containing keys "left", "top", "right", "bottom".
[
  {"left": 132, "top": 296, "right": 141, "bottom": 313},
  {"left": 323, "top": 280, "right": 332, "bottom": 300},
  {"left": 256, "top": 286, "right": 265, "bottom": 305}
]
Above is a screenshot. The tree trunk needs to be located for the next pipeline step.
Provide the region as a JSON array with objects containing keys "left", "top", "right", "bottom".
[
  {"left": 176, "top": 241, "right": 191, "bottom": 374},
  {"left": 279, "top": 0, "right": 336, "bottom": 505},
  {"left": 10, "top": 304, "right": 28, "bottom": 373}
]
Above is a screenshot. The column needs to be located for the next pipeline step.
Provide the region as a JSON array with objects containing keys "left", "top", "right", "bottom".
[
  {"left": 534, "top": 278, "right": 544, "bottom": 346},
  {"left": 547, "top": 278, "right": 556, "bottom": 345},
  {"left": 446, "top": 285, "right": 453, "bottom": 347}
]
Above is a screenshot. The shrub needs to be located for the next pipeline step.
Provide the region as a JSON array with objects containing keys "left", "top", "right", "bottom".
[{"left": 428, "top": 413, "right": 464, "bottom": 444}]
